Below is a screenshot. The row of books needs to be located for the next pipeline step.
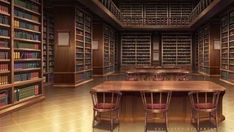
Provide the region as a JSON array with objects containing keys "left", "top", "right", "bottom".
[
  {"left": 15, "top": 84, "right": 39, "bottom": 101},
  {"left": 15, "top": 62, "right": 39, "bottom": 69},
  {"left": 0, "top": 64, "right": 8, "bottom": 71},
  {"left": 0, "top": 14, "right": 9, "bottom": 25},
  {"left": 15, "top": 41, "right": 39, "bottom": 49},
  {"left": 0, "top": 29, "right": 9, "bottom": 36},
  {"left": 0, "top": 40, "right": 8, "bottom": 47},
  {"left": 0, "top": 52, "right": 8, "bottom": 59},
  {"left": 14, "top": 9, "right": 39, "bottom": 22},
  {"left": 14, "top": 72, "right": 39, "bottom": 81},
  {"left": 0, "top": 5, "right": 9, "bottom": 14},
  {"left": 15, "top": 31, "right": 40, "bottom": 40},
  {"left": 0, "top": 90, "right": 8, "bottom": 107},
  {"left": 14, "top": 20, "right": 39, "bottom": 31},
  {"left": 14, "top": 0, "right": 39, "bottom": 12},
  {"left": 76, "top": 71, "right": 92, "bottom": 81},
  {"left": 0, "top": 75, "right": 8, "bottom": 85},
  {"left": 14, "top": 51, "right": 39, "bottom": 59}
]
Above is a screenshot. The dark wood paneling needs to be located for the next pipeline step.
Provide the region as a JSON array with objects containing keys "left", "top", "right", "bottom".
[
  {"left": 209, "top": 22, "right": 220, "bottom": 75},
  {"left": 93, "top": 20, "right": 104, "bottom": 74},
  {"left": 53, "top": 6, "right": 76, "bottom": 84}
]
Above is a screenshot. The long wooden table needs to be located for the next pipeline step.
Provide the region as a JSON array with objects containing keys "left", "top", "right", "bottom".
[{"left": 92, "top": 81, "right": 226, "bottom": 122}]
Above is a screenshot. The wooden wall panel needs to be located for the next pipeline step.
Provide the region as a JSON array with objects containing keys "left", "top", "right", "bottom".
[{"left": 53, "top": 7, "right": 76, "bottom": 84}]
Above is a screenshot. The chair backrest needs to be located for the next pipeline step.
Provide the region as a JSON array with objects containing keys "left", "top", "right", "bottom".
[
  {"left": 141, "top": 90, "right": 172, "bottom": 110},
  {"left": 90, "top": 90, "right": 122, "bottom": 109},
  {"left": 188, "top": 91, "right": 220, "bottom": 109}
]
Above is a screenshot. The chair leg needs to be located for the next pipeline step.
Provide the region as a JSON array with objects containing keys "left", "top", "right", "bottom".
[
  {"left": 110, "top": 112, "right": 113, "bottom": 132},
  {"left": 215, "top": 111, "right": 218, "bottom": 132},
  {"left": 197, "top": 112, "right": 200, "bottom": 132},
  {"left": 92, "top": 110, "right": 96, "bottom": 127},
  {"left": 165, "top": 112, "right": 168, "bottom": 132},
  {"left": 145, "top": 112, "right": 148, "bottom": 132},
  {"left": 191, "top": 110, "right": 194, "bottom": 124},
  {"left": 117, "top": 109, "right": 120, "bottom": 125}
]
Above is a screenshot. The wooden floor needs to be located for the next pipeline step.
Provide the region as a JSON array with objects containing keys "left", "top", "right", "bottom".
[{"left": 0, "top": 74, "right": 234, "bottom": 132}]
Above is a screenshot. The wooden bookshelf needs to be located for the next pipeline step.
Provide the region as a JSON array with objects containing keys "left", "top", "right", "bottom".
[
  {"left": 93, "top": 21, "right": 116, "bottom": 76},
  {"left": 162, "top": 33, "right": 192, "bottom": 70},
  {"left": 75, "top": 8, "right": 92, "bottom": 83},
  {"left": 121, "top": 32, "right": 151, "bottom": 71},
  {"left": 197, "top": 23, "right": 220, "bottom": 76},
  {"left": 53, "top": 5, "right": 93, "bottom": 87},
  {"left": 0, "top": 0, "right": 44, "bottom": 116},
  {"left": 43, "top": 7, "right": 54, "bottom": 86},
  {"left": 220, "top": 8, "right": 234, "bottom": 84}
]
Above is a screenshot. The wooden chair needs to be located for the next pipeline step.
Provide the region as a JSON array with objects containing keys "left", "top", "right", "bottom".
[
  {"left": 141, "top": 90, "right": 172, "bottom": 132},
  {"left": 188, "top": 91, "right": 220, "bottom": 132},
  {"left": 90, "top": 90, "right": 122, "bottom": 132}
]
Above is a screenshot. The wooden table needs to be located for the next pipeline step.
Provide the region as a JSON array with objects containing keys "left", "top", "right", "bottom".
[{"left": 92, "top": 81, "right": 226, "bottom": 122}]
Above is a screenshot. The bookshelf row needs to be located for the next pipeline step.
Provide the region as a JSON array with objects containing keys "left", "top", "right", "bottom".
[
  {"left": 198, "top": 25, "right": 210, "bottom": 75},
  {"left": 220, "top": 8, "right": 234, "bottom": 84},
  {"left": 75, "top": 8, "right": 92, "bottom": 83},
  {"left": 103, "top": 24, "right": 115, "bottom": 75},
  {"left": 43, "top": 7, "right": 54, "bottom": 85},
  {"left": 162, "top": 33, "right": 192, "bottom": 67},
  {"left": 0, "top": 0, "right": 44, "bottom": 111},
  {"left": 121, "top": 32, "right": 151, "bottom": 67}
]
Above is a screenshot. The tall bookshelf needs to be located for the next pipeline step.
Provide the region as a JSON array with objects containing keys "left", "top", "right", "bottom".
[
  {"left": 75, "top": 8, "right": 93, "bottom": 84},
  {"left": 93, "top": 21, "right": 115, "bottom": 76},
  {"left": 220, "top": 9, "right": 234, "bottom": 84},
  {"left": 162, "top": 33, "right": 192, "bottom": 70},
  {"left": 43, "top": 8, "right": 54, "bottom": 86},
  {"left": 198, "top": 23, "right": 220, "bottom": 76},
  {"left": 0, "top": 0, "right": 44, "bottom": 115},
  {"left": 121, "top": 32, "right": 151, "bottom": 70}
]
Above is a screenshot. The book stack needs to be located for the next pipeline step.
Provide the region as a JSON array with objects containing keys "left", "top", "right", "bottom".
[
  {"left": 14, "top": 51, "right": 39, "bottom": 59},
  {"left": 0, "top": 52, "right": 8, "bottom": 59},
  {"left": 0, "top": 40, "right": 8, "bottom": 47},
  {"left": 0, "top": 76, "right": 8, "bottom": 85},
  {"left": 0, "top": 91, "right": 8, "bottom": 107},
  {"left": 0, "top": 14, "right": 9, "bottom": 25},
  {"left": 14, "top": 9, "right": 39, "bottom": 22},
  {"left": 14, "top": 72, "right": 39, "bottom": 81},
  {"left": 14, "top": 20, "right": 39, "bottom": 31},
  {"left": 14, "top": 62, "right": 39, "bottom": 69},
  {"left": 14, "top": 41, "right": 39, "bottom": 49},
  {"left": 14, "top": 0, "right": 39, "bottom": 12},
  {"left": 0, "top": 5, "right": 9, "bottom": 14},
  {"left": 15, "top": 84, "right": 39, "bottom": 101},
  {"left": 15, "top": 31, "right": 40, "bottom": 40},
  {"left": 0, "top": 64, "right": 8, "bottom": 71},
  {"left": 0, "top": 29, "right": 9, "bottom": 36}
]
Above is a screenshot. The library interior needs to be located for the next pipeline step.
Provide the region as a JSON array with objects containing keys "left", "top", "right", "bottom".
[{"left": 0, "top": 0, "right": 234, "bottom": 132}]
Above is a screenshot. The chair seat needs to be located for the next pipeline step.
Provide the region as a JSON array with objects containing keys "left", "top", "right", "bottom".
[
  {"left": 195, "top": 103, "right": 215, "bottom": 109},
  {"left": 95, "top": 103, "right": 115, "bottom": 109},
  {"left": 146, "top": 103, "right": 166, "bottom": 109}
]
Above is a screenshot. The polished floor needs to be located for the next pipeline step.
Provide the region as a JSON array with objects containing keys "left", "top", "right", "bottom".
[{"left": 0, "top": 74, "right": 234, "bottom": 132}]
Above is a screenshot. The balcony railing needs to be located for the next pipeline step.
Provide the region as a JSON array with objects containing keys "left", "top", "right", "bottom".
[
  {"left": 98, "top": 0, "right": 216, "bottom": 27},
  {"left": 122, "top": 17, "right": 190, "bottom": 26},
  {"left": 99, "top": 0, "right": 123, "bottom": 21},
  {"left": 189, "top": 0, "right": 214, "bottom": 21}
]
